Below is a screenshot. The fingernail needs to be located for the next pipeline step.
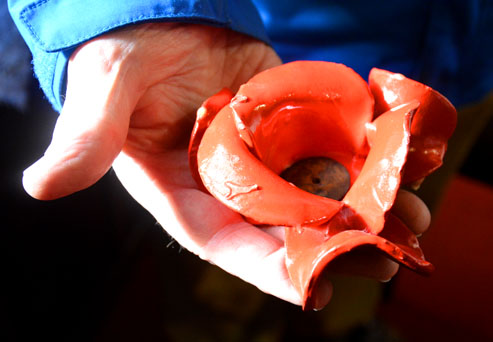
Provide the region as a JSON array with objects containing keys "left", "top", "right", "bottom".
[
  {"left": 22, "top": 157, "right": 49, "bottom": 199},
  {"left": 312, "top": 280, "right": 333, "bottom": 311},
  {"left": 22, "top": 162, "right": 39, "bottom": 196}
]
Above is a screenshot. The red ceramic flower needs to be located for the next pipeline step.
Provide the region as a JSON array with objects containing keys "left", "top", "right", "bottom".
[{"left": 188, "top": 61, "right": 457, "bottom": 310}]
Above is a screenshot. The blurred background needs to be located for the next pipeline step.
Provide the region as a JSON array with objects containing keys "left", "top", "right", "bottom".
[{"left": 1, "top": 3, "right": 493, "bottom": 341}]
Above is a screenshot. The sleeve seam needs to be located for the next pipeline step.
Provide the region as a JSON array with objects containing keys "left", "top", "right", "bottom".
[{"left": 20, "top": 0, "right": 228, "bottom": 51}]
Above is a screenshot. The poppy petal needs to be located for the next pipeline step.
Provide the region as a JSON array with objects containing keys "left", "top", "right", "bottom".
[
  {"left": 197, "top": 105, "right": 344, "bottom": 226},
  {"left": 369, "top": 68, "right": 457, "bottom": 184},
  {"left": 231, "top": 61, "right": 374, "bottom": 178},
  {"left": 189, "top": 88, "right": 234, "bottom": 191},
  {"left": 285, "top": 211, "right": 433, "bottom": 310},
  {"left": 343, "top": 101, "right": 418, "bottom": 235}
]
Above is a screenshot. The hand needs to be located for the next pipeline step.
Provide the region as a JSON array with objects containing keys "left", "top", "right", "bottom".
[{"left": 22, "top": 23, "right": 430, "bottom": 310}]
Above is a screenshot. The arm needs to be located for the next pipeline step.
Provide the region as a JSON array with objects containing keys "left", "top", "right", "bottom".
[{"left": 8, "top": 0, "right": 270, "bottom": 111}]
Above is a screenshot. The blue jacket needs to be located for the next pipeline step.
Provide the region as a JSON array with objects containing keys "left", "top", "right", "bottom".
[{"left": 9, "top": 0, "right": 493, "bottom": 111}]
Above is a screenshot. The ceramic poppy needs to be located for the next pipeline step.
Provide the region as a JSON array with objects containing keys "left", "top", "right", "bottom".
[{"left": 188, "top": 61, "right": 457, "bottom": 310}]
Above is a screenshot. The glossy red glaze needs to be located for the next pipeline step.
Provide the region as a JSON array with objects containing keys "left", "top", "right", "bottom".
[
  {"left": 232, "top": 61, "right": 373, "bottom": 180},
  {"left": 343, "top": 102, "right": 417, "bottom": 235},
  {"left": 285, "top": 213, "right": 434, "bottom": 310},
  {"left": 369, "top": 68, "right": 457, "bottom": 184},
  {"left": 197, "top": 104, "right": 344, "bottom": 226},
  {"left": 189, "top": 88, "right": 234, "bottom": 191},
  {"left": 189, "top": 61, "right": 456, "bottom": 310}
]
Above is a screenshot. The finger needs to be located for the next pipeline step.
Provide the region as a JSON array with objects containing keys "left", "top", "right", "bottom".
[
  {"left": 23, "top": 42, "right": 138, "bottom": 200},
  {"left": 327, "top": 246, "right": 400, "bottom": 282},
  {"left": 392, "top": 189, "right": 431, "bottom": 235},
  {"left": 202, "top": 223, "right": 302, "bottom": 305},
  {"left": 112, "top": 151, "right": 302, "bottom": 306},
  {"left": 263, "top": 225, "right": 334, "bottom": 310},
  {"left": 311, "top": 278, "right": 334, "bottom": 311}
]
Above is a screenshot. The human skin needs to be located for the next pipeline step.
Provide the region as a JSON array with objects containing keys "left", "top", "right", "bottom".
[{"left": 22, "top": 23, "right": 430, "bottom": 310}]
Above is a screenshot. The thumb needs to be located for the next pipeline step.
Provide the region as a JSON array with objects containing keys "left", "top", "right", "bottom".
[{"left": 23, "top": 42, "right": 137, "bottom": 200}]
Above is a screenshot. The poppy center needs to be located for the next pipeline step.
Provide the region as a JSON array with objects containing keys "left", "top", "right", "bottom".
[{"left": 280, "top": 157, "right": 350, "bottom": 201}]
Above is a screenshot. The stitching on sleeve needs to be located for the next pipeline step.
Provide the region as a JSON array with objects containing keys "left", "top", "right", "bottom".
[
  {"left": 20, "top": 1, "right": 224, "bottom": 51},
  {"left": 19, "top": 0, "right": 51, "bottom": 47}
]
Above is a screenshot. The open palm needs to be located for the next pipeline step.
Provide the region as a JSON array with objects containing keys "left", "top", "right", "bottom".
[{"left": 23, "top": 23, "right": 430, "bottom": 310}]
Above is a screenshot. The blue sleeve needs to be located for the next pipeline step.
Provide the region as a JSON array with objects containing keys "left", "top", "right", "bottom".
[
  {"left": 8, "top": 0, "right": 269, "bottom": 111},
  {"left": 252, "top": 0, "right": 493, "bottom": 107}
]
